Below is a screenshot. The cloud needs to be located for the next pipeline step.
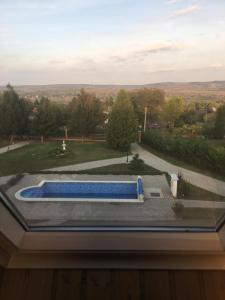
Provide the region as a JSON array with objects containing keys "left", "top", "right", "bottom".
[
  {"left": 112, "top": 42, "right": 186, "bottom": 63},
  {"left": 166, "top": 0, "right": 184, "bottom": 4},
  {"left": 209, "top": 63, "right": 224, "bottom": 69},
  {"left": 169, "top": 4, "right": 201, "bottom": 18},
  {"left": 135, "top": 43, "right": 185, "bottom": 56}
]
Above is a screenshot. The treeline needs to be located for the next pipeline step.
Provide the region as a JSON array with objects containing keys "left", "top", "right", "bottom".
[
  {"left": 0, "top": 85, "right": 104, "bottom": 141},
  {"left": 106, "top": 89, "right": 166, "bottom": 150},
  {"left": 143, "top": 130, "right": 225, "bottom": 175},
  {"left": 0, "top": 85, "right": 166, "bottom": 147},
  {"left": 2, "top": 83, "right": 223, "bottom": 152}
]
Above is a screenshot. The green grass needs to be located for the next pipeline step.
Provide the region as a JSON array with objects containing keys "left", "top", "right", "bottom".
[
  {"left": 0, "top": 142, "right": 126, "bottom": 176},
  {"left": 181, "top": 183, "right": 225, "bottom": 202},
  {"left": 37, "top": 163, "right": 163, "bottom": 175},
  {"left": 142, "top": 143, "right": 225, "bottom": 182},
  {"left": 0, "top": 139, "right": 9, "bottom": 148}
]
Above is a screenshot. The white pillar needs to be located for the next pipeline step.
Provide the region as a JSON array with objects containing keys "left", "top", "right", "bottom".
[{"left": 170, "top": 174, "right": 179, "bottom": 198}]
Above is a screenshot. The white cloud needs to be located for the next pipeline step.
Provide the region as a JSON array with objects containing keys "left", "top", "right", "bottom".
[
  {"left": 169, "top": 4, "right": 201, "bottom": 18},
  {"left": 209, "top": 63, "right": 224, "bottom": 69},
  {"left": 111, "top": 41, "right": 187, "bottom": 63},
  {"left": 166, "top": 0, "right": 184, "bottom": 4}
]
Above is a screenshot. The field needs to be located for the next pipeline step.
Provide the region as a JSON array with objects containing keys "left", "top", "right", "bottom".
[
  {"left": 38, "top": 163, "right": 163, "bottom": 176},
  {"left": 0, "top": 139, "right": 9, "bottom": 148},
  {"left": 2, "top": 80, "right": 225, "bottom": 102},
  {"left": 0, "top": 142, "right": 125, "bottom": 176},
  {"left": 181, "top": 183, "right": 225, "bottom": 202}
]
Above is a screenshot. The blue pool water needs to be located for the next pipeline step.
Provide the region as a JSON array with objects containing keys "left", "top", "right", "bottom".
[{"left": 20, "top": 181, "right": 138, "bottom": 200}]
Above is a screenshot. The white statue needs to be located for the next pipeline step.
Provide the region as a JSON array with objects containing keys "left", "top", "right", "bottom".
[{"left": 62, "top": 140, "right": 66, "bottom": 151}]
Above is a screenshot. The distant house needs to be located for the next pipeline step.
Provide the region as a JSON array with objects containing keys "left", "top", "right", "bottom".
[{"left": 148, "top": 122, "right": 161, "bottom": 129}]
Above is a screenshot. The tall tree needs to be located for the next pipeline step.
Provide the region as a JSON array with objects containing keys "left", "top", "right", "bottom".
[
  {"left": 31, "top": 97, "right": 64, "bottom": 142},
  {"left": 107, "top": 90, "right": 137, "bottom": 150},
  {"left": 214, "top": 104, "right": 225, "bottom": 139},
  {"left": 67, "top": 89, "right": 103, "bottom": 136},
  {"left": 0, "top": 84, "right": 29, "bottom": 141},
  {"left": 162, "top": 96, "right": 184, "bottom": 128},
  {"left": 130, "top": 88, "right": 165, "bottom": 124}
]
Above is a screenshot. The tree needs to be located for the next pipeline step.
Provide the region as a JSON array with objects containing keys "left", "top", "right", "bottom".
[
  {"left": 130, "top": 88, "right": 165, "bottom": 124},
  {"left": 107, "top": 90, "right": 137, "bottom": 150},
  {"left": 0, "top": 84, "right": 29, "bottom": 142},
  {"left": 162, "top": 96, "right": 184, "bottom": 128},
  {"left": 31, "top": 97, "right": 64, "bottom": 142},
  {"left": 67, "top": 89, "right": 104, "bottom": 136},
  {"left": 177, "top": 101, "right": 200, "bottom": 125},
  {"left": 214, "top": 104, "right": 225, "bottom": 139}
]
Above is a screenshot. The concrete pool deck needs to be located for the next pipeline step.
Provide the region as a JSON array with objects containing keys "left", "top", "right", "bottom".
[
  {"left": 3, "top": 174, "right": 181, "bottom": 227},
  {"left": 2, "top": 174, "right": 222, "bottom": 228}
]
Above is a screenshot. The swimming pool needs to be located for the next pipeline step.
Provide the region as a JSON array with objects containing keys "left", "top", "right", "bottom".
[{"left": 15, "top": 177, "right": 144, "bottom": 203}]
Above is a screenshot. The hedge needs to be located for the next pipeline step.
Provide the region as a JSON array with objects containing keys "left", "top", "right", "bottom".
[{"left": 143, "top": 130, "right": 225, "bottom": 176}]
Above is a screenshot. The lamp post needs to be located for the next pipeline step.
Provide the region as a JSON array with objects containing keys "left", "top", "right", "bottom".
[
  {"left": 64, "top": 126, "right": 68, "bottom": 140},
  {"left": 126, "top": 144, "right": 129, "bottom": 163},
  {"left": 138, "top": 125, "right": 142, "bottom": 143}
]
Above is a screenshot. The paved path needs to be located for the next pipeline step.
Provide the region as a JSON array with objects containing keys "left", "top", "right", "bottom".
[
  {"left": 132, "top": 143, "right": 225, "bottom": 197},
  {"left": 0, "top": 141, "right": 29, "bottom": 154},
  {"left": 46, "top": 155, "right": 133, "bottom": 172}
]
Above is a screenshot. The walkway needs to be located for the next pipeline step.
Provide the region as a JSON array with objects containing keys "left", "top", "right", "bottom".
[
  {"left": 0, "top": 142, "right": 29, "bottom": 154},
  {"left": 46, "top": 155, "right": 133, "bottom": 172},
  {"left": 132, "top": 143, "right": 225, "bottom": 197}
]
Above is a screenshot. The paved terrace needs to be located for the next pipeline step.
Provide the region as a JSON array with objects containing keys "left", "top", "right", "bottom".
[
  {"left": 3, "top": 174, "right": 221, "bottom": 228},
  {"left": 5, "top": 174, "right": 177, "bottom": 227}
]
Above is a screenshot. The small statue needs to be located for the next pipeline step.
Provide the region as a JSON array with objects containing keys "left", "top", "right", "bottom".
[{"left": 62, "top": 140, "right": 66, "bottom": 151}]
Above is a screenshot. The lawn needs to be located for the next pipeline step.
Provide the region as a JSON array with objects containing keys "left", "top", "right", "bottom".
[
  {"left": 0, "top": 142, "right": 126, "bottom": 176},
  {"left": 181, "top": 183, "right": 225, "bottom": 202},
  {"left": 0, "top": 139, "right": 9, "bottom": 148},
  {"left": 38, "top": 163, "right": 163, "bottom": 175}
]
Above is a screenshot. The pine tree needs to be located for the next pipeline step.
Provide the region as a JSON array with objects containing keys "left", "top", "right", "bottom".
[
  {"left": 214, "top": 104, "right": 225, "bottom": 139},
  {"left": 31, "top": 97, "right": 64, "bottom": 142},
  {"left": 67, "top": 89, "right": 103, "bottom": 136},
  {"left": 0, "top": 84, "right": 29, "bottom": 140},
  {"left": 107, "top": 90, "right": 137, "bottom": 150}
]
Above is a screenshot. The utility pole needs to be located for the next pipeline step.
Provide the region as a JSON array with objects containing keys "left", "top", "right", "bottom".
[
  {"left": 64, "top": 126, "right": 68, "bottom": 140},
  {"left": 144, "top": 106, "right": 147, "bottom": 132}
]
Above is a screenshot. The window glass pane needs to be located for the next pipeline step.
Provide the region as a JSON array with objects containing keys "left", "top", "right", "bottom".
[{"left": 0, "top": 1, "right": 225, "bottom": 231}]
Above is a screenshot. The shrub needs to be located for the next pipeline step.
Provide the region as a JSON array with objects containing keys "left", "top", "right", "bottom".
[
  {"left": 143, "top": 130, "right": 225, "bottom": 175},
  {"left": 172, "top": 201, "right": 184, "bottom": 214},
  {"left": 177, "top": 173, "right": 190, "bottom": 198},
  {"left": 0, "top": 174, "right": 24, "bottom": 191},
  {"left": 48, "top": 147, "right": 67, "bottom": 157},
  {"left": 129, "top": 153, "right": 145, "bottom": 171},
  {"left": 202, "top": 123, "right": 215, "bottom": 139}
]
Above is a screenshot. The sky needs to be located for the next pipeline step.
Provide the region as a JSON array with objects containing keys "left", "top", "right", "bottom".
[{"left": 1, "top": 0, "right": 225, "bottom": 85}]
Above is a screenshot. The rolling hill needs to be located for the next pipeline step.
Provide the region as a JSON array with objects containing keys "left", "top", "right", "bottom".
[{"left": 1, "top": 81, "right": 225, "bottom": 102}]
